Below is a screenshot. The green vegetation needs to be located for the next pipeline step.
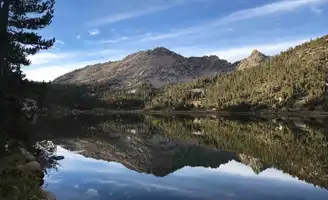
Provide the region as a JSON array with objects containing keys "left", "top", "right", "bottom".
[
  {"left": 148, "top": 35, "right": 328, "bottom": 111},
  {"left": 36, "top": 35, "right": 328, "bottom": 113},
  {"left": 0, "top": 136, "right": 45, "bottom": 200},
  {"left": 34, "top": 112, "right": 328, "bottom": 189},
  {"left": 149, "top": 115, "right": 328, "bottom": 188},
  {"left": 0, "top": 0, "right": 56, "bottom": 199},
  {"left": 38, "top": 82, "right": 158, "bottom": 112}
]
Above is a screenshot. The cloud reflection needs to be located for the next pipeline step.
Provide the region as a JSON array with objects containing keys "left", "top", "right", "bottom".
[{"left": 43, "top": 146, "right": 328, "bottom": 200}]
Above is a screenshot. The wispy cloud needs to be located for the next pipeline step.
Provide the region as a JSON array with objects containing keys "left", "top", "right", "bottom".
[
  {"left": 172, "top": 36, "right": 318, "bottom": 62},
  {"left": 55, "top": 40, "right": 65, "bottom": 45},
  {"left": 76, "top": 34, "right": 81, "bottom": 39},
  {"left": 27, "top": 52, "right": 72, "bottom": 65},
  {"left": 86, "top": 0, "right": 192, "bottom": 27},
  {"left": 24, "top": 49, "right": 129, "bottom": 82},
  {"left": 140, "top": 0, "right": 328, "bottom": 41},
  {"left": 85, "top": 189, "right": 99, "bottom": 197},
  {"left": 206, "top": 38, "right": 311, "bottom": 62},
  {"left": 140, "top": 30, "right": 195, "bottom": 41},
  {"left": 86, "top": 36, "right": 129, "bottom": 45},
  {"left": 218, "top": 0, "right": 327, "bottom": 23},
  {"left": 311, "top": 6, "right": 323, "bottom": 14},
  {"left": 88, "top": 29, "right": 100, "bottom": 36}
]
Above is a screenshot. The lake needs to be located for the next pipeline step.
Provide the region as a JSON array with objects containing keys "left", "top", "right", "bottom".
[{"left": 32, "top": 113, "right": 328, "bottom": 200}]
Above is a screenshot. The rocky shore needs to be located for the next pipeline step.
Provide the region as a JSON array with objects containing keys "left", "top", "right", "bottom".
[
  {"left": 0, "top": 98, "right": 58, "bottom": 200},
  {"left": 17, "top": 147, "right": 56, "bottom": 200}
]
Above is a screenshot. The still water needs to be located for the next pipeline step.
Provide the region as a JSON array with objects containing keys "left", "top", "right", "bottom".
[{"left": 34, "top": 114, "right": 328, "bottom": 200}]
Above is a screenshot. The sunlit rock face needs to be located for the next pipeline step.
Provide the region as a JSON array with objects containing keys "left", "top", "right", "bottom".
[
  {"left": 53, "top": 47, "right": 235, "bottom": 90},
  {"left": 237, "top": 49, "right": 269, "bottom": 70},
  {"left": 238, "top": 153, "right": 269, "bottom": 174},
  {"left": 57, "top": 133, "right": 238, "bottom": 177}
]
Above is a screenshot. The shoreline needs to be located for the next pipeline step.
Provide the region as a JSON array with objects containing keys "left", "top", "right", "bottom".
[{"left": 61, "top": 108, "right": 328, "bottom": 117}]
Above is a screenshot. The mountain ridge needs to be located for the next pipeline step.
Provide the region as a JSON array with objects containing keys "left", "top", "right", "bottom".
[
  {"left": 148, "top": 35, "right": 328, "bottom": 111},
  {"left": 52, "top": 46, "right": 243, "bottom": 90}
]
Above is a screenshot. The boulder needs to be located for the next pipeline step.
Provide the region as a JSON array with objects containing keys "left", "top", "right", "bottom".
[
  {"left": 190, "top": 100, "right": 202, "bottom": 108},
  {"left": 18, "top": 161, "right": 44, "bottom": 177},
  {"left": 50, "top": 155, "right": 65, "bottom": 161},
  {"left": 20, "top": 148, "right": 37, "bottom": 162},
  {"left": 21, "top": 98, "right": 38, "bottom": 119}
]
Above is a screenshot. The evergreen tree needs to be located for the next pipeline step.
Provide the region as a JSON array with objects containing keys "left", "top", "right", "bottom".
[
  {"left": 0, "top": 0, "right": 55, "bottom": 138},
  {"left": 0, "top": 0, "right": 55, "bottom": 77}
]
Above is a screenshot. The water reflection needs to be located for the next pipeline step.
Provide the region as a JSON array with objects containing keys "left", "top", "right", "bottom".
[
  {"left": 45, "top": 146, "right": 328, "bottom": 200},
  {"left": 32, "top": 113, "right": 328, "bottom": 199}
]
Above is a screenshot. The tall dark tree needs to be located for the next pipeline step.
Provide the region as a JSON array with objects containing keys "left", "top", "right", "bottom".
[
  {"left": 0, "top": 0, "right": 55, "bottom": 77},
  {"left": 0, "top": 0, "right": 55, "bottom": 139}
]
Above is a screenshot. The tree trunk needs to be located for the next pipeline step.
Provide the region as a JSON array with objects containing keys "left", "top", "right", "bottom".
[{"left": 0, "top": 0, "right": 10, "bottom": 76}]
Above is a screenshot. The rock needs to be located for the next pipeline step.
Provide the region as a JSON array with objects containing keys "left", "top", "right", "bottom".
[
  {"left": 237, "top": 49, "right": 269, "bottom": 70},
  {"left": 238, "top": 153, "right": 269, "bottom": 174},
  {"left": 89, "top": 126, "right": 97, "bottom": 131},
  {"left": 43, "top": 191, "right": 56, "bottom": 200},
  {"left": 52, "top": 47, "right": 234, "bottom": 89},
  {"left": 21, "top": 98, "right": 38, "bottom": 119},
  {"left": 20, "top": 148, "right": 37, "bottom": 162},
  {"left": 50, "top": 155, "right": 65, "bottom": 161},
  {"left": 188, "top": 88, "right": 205, "bottom": 96},
  {"left": 190, "top": 100, "right": 202, "bottom": 108},
  {"left": 192, "top": 131, "right": 205, "bottom": 136},
  {"left": 18, "top": 161, "right": 43, "bottom": 177}
]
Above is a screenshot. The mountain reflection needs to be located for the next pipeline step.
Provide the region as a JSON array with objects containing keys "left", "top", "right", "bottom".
[
  {"left": 33, "top": 113, "right": 328, "bottom": 199},
  {"left": 44, "top": 146, "right": 328, "bottom": 200}
]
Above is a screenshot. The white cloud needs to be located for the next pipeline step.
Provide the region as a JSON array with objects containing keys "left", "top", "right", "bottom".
[
  {"left": 310, "top": 6, "right": 323, "bottom": 14},
  {"left": 86, "top": 1, "right": 186, "bottom": 27},
  {"left": 206, "top": 38, "right": 310, "bottom": 62},
  {"left": 76, "top": 34, "right": 81, "bottom": 39},
  {"left": 24, "top": 58, "right": 108, "bottom": 82},
  {"left": 218, "top": 0, "right": 328, "bottom": 24},
  {"left": 86, "top": 36, "right": 129, "bottom": 44},
  {"left": 55, "top": 40, "right": 65, "bottom": 45},
  {"left": 140, "top": 0, "right": 328, "bottom": 41},
  {"left": 24, "top": 48, "right": 129, "bottom": 82},
  {"left": 88, "top": 29, "right": 100, "bottom": 36},
  {"left": 213, "top": 160, "right": 302, "bottom": 183},
  {"left": 27, "top": 52, "right": 71, "bottom": 65},
  {"left": 172, "top": 36, "right": 319, "bottom": 62},
  {"left": 85, "top": 189, "right": 99, "bottom": 197},
  {"left": 141, "top": 30, "right": 195, "bottom": 41}
]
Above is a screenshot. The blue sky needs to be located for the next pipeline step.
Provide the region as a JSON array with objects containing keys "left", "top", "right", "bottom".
[{"left": 24, "top": 0, "right": 328, "bottom": 81}]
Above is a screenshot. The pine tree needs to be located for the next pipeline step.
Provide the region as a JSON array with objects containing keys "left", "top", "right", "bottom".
[
  {"left": 0, "top": 0, "right": 55, "bottom": 137},
  {"left": 0, "top": 0, "right": 55, "bottom": 77}
]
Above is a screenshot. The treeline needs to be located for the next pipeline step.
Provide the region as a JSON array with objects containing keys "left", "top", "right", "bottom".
[
  {"left": 147, "top": 115, "right": 328, "bottom": 189},
  {"left": 147, "top": 35, "right": 328, "bottom": 111}
]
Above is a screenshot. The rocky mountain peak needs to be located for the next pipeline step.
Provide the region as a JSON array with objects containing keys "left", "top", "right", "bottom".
[
  {"left": 237, "top": 49, "right": 269, "bottom": 70},
  {"left": 53, "top": 47, "right": 235, "bottom": 89},
  {"left": 148, "top": 47, "right": 181, "bottom": 57},
  {"left": 251, "top": 49, "right": 261, "bottom": 55}
]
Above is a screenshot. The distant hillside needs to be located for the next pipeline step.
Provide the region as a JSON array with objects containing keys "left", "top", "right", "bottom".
[
  {"left": 53, "top": 47, "right": 234, "bottom": 90},
  {"left": 148, "top": 35, "right": 328, "bottom": 111}
]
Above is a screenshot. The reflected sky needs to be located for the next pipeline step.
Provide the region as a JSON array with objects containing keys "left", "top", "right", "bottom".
[{"left": 44, "top": 146, "right": 328, "bottom": 200}]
